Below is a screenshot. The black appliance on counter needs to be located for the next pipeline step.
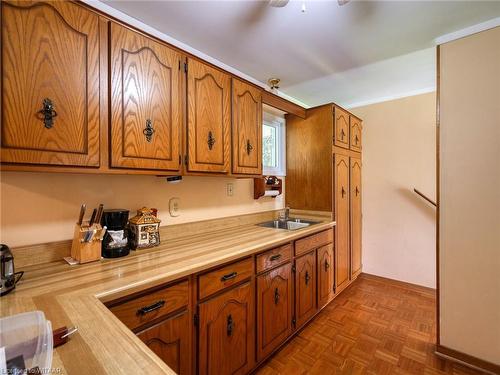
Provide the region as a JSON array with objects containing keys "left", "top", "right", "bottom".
[
  {"left": 1, "top": 244, "right": 23, "bottom": 296},
  {"left": 100, "top": 209, "right": 130, "bottom": 258}
]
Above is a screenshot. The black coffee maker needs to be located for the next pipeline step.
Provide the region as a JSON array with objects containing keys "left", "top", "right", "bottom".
[
  {"left": 100, "top": 209, "right": 130, "bottom": 258},
  {"left": 1, "top": 244, "right": 24, "bottom": 296}
]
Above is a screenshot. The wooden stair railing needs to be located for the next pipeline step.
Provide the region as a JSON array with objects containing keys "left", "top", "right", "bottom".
[{"left": 413, "top": 188, "right": 437, "bottom": 207}]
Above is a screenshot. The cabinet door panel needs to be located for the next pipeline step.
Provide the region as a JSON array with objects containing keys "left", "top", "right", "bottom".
[
  {"left": 231, "top": 78, "right": 262, "bottom": 175},
  {"left": 350, "top": 117, "right": 362, "bottom": 152},
  {"left": 350, "top": 157, "right": 362, "bottom": 279},
  {"left": 294, "top": 251, "right": 317, "bottom": 329},
  {"left": 1, "top": 0, "right": 100, "bottom": 166},
  {"left": 187, "top": 59, "right": 230, "bottom": 173},
  {"left": 110, "top": 22, "right": 181, "bottom": 171},
  {"left": 317, "top": 243, "right": 334, "bottom": 308},
  {"left": 334, "top": 153, "right": 350, "bottom": 292},
  {"left": 137, "top": 310, "right": 191, "bottom": 375},
  {"left": 199, "top": 282, "right": 254, "bottom": 375},
  {"left": 257, "top": 263, "right": 292, "bottom": 361},
  {"left": 334, "top": 107, "right": 349, "bottom": 149}
]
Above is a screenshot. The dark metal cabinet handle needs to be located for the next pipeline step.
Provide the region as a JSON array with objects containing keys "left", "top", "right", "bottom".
[
  {"left": 355, "top": 187, "right": 360, "bottom": 196},
  {"left": 136, "top": 300, "right": 165, "bottom": 316},
  {"left": 37, "top": 98, "right": 57, "bottom": 129},
  {"left": 269, "top": 254, "right": 282, "bottom": 262},
  {"left": 220, "top": 271, "right": 237, "bottom": 282},
  {"left": 354, "top": 134, "right": 359, "bottom": 145},
  {"left": 340, "top": 128, "right": 345, "bottom": 140},
  {"left": 207, "top": 131, "right": 215, "bottom": 150},
  {"left": 143, "top": 119, "right": 155, "bottom": 142},
  {"left": 246, "top": 139, "right": 253, "bottom": 155},
  {"left": 325, "top": 260, "right": 330, "bottom": 271},
  {"left": 341, "top": 187, "right": 346, "bottom": 198},
  {"left": 227, "top": 314, "right": 233, "bottom": 336},
  {"left": 274, "top": 287, "right": 280, "bottom": 304},
  {"left": 305, "top": 271, "right": 310, "bottom": 285}
]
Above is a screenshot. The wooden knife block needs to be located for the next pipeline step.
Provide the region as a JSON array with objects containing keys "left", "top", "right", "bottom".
[{"left": 70, "top": 223, "right": 102, "bottom": 264}]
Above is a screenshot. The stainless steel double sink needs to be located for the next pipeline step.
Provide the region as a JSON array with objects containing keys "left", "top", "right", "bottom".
[{"left": 257, "top": 218, "right": 321, "bottom": 231}]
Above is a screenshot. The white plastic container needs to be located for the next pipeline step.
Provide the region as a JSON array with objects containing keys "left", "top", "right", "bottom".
[{"left": 0, "top": 311, "right": 53, "bottom": 373}]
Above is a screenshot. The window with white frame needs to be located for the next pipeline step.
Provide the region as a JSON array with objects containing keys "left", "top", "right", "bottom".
[{"left": 262, "top": 112, "right": 286, "bottom": 176}]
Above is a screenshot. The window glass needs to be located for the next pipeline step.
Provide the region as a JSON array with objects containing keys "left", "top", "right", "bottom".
[
  {"left": 263, "top": 124, "right": 277, "bottom": 168},
  {"left": 262, "top": 112, "right": 285, "bottom": 176}
]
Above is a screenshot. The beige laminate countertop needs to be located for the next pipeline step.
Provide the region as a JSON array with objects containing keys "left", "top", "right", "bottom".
[{"left": 0, "top": 220, "right": 335, "bottom": 374}]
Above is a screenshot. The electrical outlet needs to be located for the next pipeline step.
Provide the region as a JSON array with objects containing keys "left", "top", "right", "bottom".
[
  {"left": 169, "top": 197, "right": 180, "bottom": 217},
  {"left": 226, "top": 183, "right": 234, "bottom": 196}
]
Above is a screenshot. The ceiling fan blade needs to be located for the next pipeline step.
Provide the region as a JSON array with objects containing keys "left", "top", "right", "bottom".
[{"left": 269, "top": 0, "right": 290, "bottom": 8}]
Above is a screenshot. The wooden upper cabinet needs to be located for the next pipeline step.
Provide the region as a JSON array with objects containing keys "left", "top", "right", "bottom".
[
  {"left": 317, "top": 243, "right": 335, "bottom": 308},
  {"left": 334, "top": 107, "right": 350, "bottom": 149},
  {"left": 334, "top": 153, "right": 350, "bottom": 293},
  {"left": 136, "top": 311, "right": 191, "bottom": 375},
  {"left": 186, "top": 58, "right": 231, "bottom": 173},
  {"left": 198, "top": 282, "right": 254, "bottom": 375},
  {"left": 350, "top": 157, "right": 362, "bottom": 279},
  {"left": 1, "top": 0, "right": 100, "bottom": 166},
  {"left": 231, "top": 79, "right": 262, "bottom": 175},
  {"left": 350, "top": 117, "right": 362, "bottom": 152},
  {"left": 294, "top": 251, "right": 317, "bottom": 329},
  {"left": 110, "top": 23, "right": 182, "bottom": 171},
  {"left": 256, "top": 263, "right": 292, "bottom": 361}
]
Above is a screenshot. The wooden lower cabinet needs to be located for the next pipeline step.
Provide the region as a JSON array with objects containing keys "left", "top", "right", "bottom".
[
  {"left": 198, "top": 281, "right": 254, "bottom": 375},
  {"left": 294, "top": 251, "right": 317, "bottom": 329},
  {"left": 256, "top": 263, "right": 293, "bottom": 361},
  {"left": 317, "top": 243, "right": 335, "bottom": 308},
  {"left": 107, "top": 230, "right": 354, "bottom": 375},
  {"left": 136, "top": 310, "right": 191, "bottom": 375}
]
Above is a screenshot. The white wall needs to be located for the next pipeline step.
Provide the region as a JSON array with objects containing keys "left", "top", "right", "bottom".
[
  {"left": 439, "top": 26, "right": 500, "bottom": 365},
  {"left": 351, "top": 92, "right": 436, "bottom": 288}
]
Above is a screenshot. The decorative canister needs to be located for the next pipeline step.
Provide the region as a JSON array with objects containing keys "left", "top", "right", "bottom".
[{"left": 128, "top": 207, "right": 161, "bottom": 250}]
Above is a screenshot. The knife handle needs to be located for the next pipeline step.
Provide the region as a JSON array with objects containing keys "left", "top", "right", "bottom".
[
  {"left": 77, "top": 204, "right": 86, "bottom": 226},
  {"left": 99, "top": 226, "right": 107, "bottom": 241},
  {"left": 95, "top": 204, "right": 104, "bottom": 225},
  {"left": 89, "top": 208, "right": 97, "bottom": 227},
  {"left": 53, "top": 326, "right": 78, "bottom": 348}
]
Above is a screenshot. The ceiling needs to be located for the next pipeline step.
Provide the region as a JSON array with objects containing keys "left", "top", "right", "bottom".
[{"left": 102, "top": 0, "right": 500, "bottom": 107}]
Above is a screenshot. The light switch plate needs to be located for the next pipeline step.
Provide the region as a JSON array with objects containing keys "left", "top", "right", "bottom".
[{"left": 169, "top": 197, "right": 180, "bottom": 217}]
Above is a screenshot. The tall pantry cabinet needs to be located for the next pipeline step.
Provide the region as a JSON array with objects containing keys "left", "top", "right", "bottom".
[{"left": 286, "top": 104, "right": 362, "bottom": 293}]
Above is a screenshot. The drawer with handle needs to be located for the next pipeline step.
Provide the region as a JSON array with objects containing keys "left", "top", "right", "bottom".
[
  {"left": 108, "top": 280, "right": 189, "bottom": 330},
  {"left": 295, "top": 229, "right": 333, "bottom": 256},
  {"left": 256, "top": 243, "right": 292, "bottom": 273},
  {"left": 198, "top": 257, "right": 254, "bottom": 299}
]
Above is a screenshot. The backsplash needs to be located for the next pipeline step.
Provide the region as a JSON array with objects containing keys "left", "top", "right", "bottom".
[{"left": 0, "top": 172, "right": 284, "bottom": 247}]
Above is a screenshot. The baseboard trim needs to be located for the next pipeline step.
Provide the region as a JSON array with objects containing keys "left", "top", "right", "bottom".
[
  {"left": 435, "top": 344, "right": 500, "bottom": 375},
  {"left": 360, "top": 272, "right": 436, "bottom": 294}
]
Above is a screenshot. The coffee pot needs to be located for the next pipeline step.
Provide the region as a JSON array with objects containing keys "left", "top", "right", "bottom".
[{"left": 1, "top": 244, "right": 24, "bottom": 296}]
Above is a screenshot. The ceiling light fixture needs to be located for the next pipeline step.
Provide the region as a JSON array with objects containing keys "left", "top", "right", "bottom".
[
  {"left": 301, "top": 1, "right": 306, "bottom": 13},
  {"left": 268, "top": 78, "right": 281, "bottom": 90},
  {"left": 269, "top": 0, "right": 289, "bottom": 7}
]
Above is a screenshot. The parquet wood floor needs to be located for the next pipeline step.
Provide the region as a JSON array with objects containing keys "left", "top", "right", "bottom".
[{"left": 256, "top": 273, "right": 486, "bottom": 375}]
